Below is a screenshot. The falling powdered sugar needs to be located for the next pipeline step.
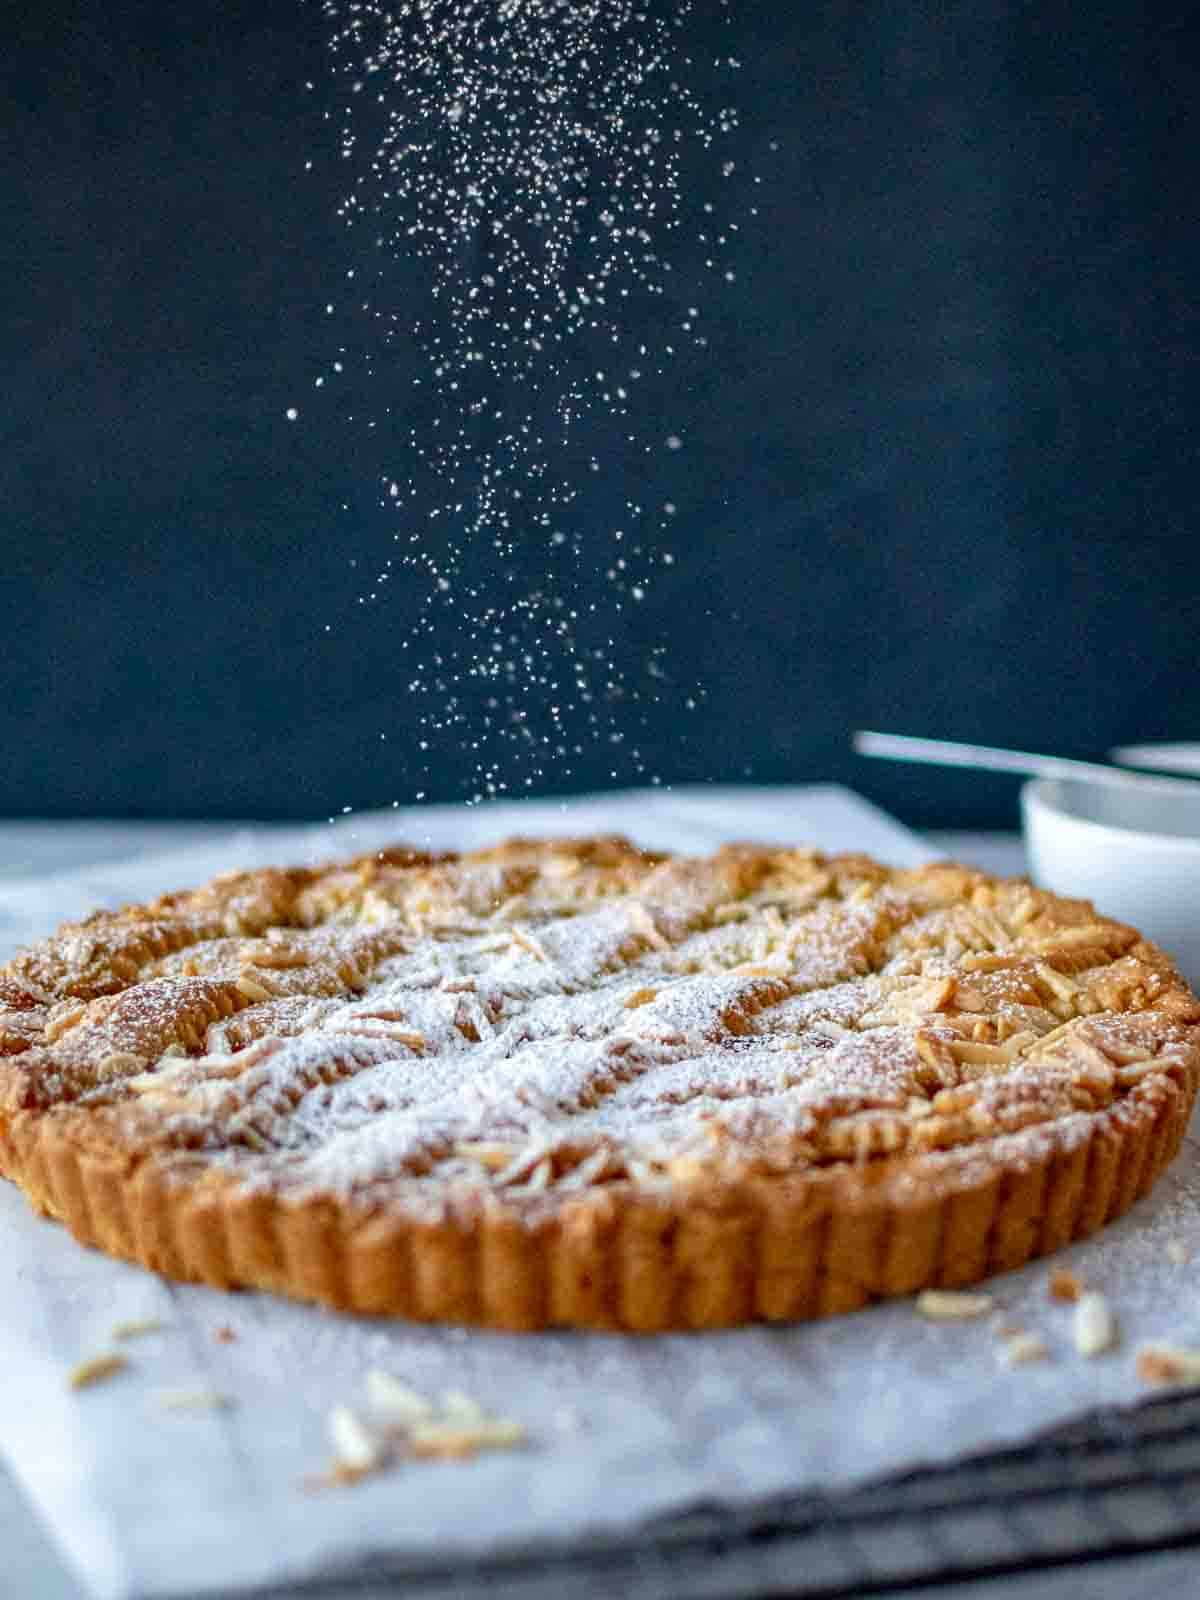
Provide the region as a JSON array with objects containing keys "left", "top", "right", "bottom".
[{"left": 303, "top": 0, "right": 758, "bottom": 802}]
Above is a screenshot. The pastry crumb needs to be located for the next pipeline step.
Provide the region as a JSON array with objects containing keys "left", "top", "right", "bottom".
[
  {"left": 68, "top": 1353, "right": 127, "bottom": 1390},
  {"left": 1136, "top": 1344, "right": 1200, "bottom": 1387},
  {"left": 1048, "top": 1269, "right": 1083, "bottom": 1303},
  {"left": 213, "top": 1325, "right": 237, "bottom": 1344},
  {"left": 916, "top": 1289, "right": 993, "bottom": 1321}
]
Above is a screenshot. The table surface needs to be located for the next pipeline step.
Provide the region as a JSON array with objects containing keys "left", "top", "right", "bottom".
[{"left": 4, "top": 822, "right": 1199, "bottom": 1600}]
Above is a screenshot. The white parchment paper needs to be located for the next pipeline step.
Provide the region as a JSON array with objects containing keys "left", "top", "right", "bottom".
[{"left": 3, "top": 786, "right": 1199, "bottom": 1600}]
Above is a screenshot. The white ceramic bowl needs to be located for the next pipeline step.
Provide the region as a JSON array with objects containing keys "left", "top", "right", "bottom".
[
  {"left": 1021, "top": 776, "right": 1200, "bottom": 986},
  {"left": 1111, "top": 742, "right": 1200, "bottom": 778}
]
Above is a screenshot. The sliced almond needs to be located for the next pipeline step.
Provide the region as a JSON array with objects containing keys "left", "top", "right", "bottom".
[
  {"left": 999, "top": 1332, "right": 1049, "bottom": 1366},
  {"left": 509, "top": 925, "right": 550, "bottom": 962},
  {"left": 441, "top": 1388, "right": 487, "bottom": 1424},
  {"left": 1115, "top": 1060, "right": 1162, "bottom": 1085},
  {"left": 408, "top": 1418, "right": 526, "bottom": 1458},
  {"left": 492, "top": 1143, "right": 551, "bottom": 1188},
  {"left": 110, "top": 1317, "right": 165, "bottom": 1340},
  {"left": 158, "top": 1388, "right": 232, "bottom": 1411},
  {"left": 628, "top": 901, "right": 668, "bottom": 950},
  {"left": 125, "top": 1072, "right": 163, "bottom": 1095},
  {"left": 1166, "top": 1239, "right": 1191, "bottom": 1266},
  {"left": 915, "top": 1289, "right": 994, "bottom": 1321},
  {"left": 407, "top": 1428, "right": 479, "bottom": 1461},
  {"left": 1034, "top": 962, "right": 1080, "bottom": 1006},
  {"left": 517, "top": 1158, "right": 553, "bottom": 1193},
  {"left": 1073, "top": 1291, "right": 1118, "bottom": 1357},
  {"left": 1031, "top": 924, "right": 1114, "bottom": 952},
  {"left": 328, "top": 1404, "right": 382, "bottom": 1473},
  {"left": 333, "top": 1020, "right": 426, "bottom": 1051},
  {"left": 454, "top": 1140, "right": 519, "bottom": 1172},
  {"left": 96, "top": 1051, "right": 148, "bottom": 1081},
  {"left": 44, "top": 1003, "right": 88, "bottom": 1043},
  {"left": 623, "top": 987, "right": 659, "bottom": 1009},
  {"left": 69, "top": 1353, "right": 127, "bottom": 1390},
  {"left": 366, "top": 1369, "right": 434, "bottom": 1423},
  {"left": 556, "top": 1146, "right": 613, "bottom": 1190},
  {"left": 948, "top": 1034, "right": 1035, "bottom": 1068},
  {"left": 234, "top": 972, "right": 274, "bottom": 1003}
]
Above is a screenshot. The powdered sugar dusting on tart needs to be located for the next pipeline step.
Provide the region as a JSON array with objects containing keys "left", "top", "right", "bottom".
[{"left": 4, "top": 842, "right": 1198, "bottom": 1220}]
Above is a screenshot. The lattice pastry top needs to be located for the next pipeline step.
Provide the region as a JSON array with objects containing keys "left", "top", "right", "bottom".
[{"left": 1, "top": 838, "right": 1197, "bottom": 1330}]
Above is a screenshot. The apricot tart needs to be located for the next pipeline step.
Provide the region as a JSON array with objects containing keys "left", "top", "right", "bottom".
[{"left": 1, "top": 838, "right": 1197, "bottom": 1330}]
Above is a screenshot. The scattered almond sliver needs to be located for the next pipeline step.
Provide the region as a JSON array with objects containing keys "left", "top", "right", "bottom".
[
  {"left": 68, "top": 1353, "right": 128, "bottom": 1391},
  {"left": 999, "top": 1332, "right": 1049, "bottom": 1366},
  {"left": 329, "top": 1404, "right": 383, "bottom": 1474},
  {"left": 366, "top": 1369, "right": 435, "bottom": 1423},
  {"left": 915, "top": 1289, "right": 993, "bottom": 1321},
  {"left": 110, "top": 1317, "right": 165, "bottom": 1340},
  {"left": 441, "top": 1388, "right": 487, "bottom": 1423},
  {"left": 408, "top": 1418, "right": 526, "bottom": 1459},
  {"left": 302, "top": 1460, "right": 376, "bottom": 1492},
  {"left": 407, "top": 1429, "right": 479, "bottom": 1461},
  {"left": 359, "top": 1377, "right": 527, "bottom": 1464},
  {"left": 1137, "top": 1344, "right": 1200, "bottom": 1388},
  {"left": 1048, "top": 1269, "right": 1083, "bottom": 1304},
  {"left": 1166, "top": 1240, "right": 1191, "bottom": 1266},
  {"left": 158, "top": 1388, "right": 232, "bottom": 1412},
  {"left": 1073, "top": 1291, "right": 1118, "bottom": 1357}
]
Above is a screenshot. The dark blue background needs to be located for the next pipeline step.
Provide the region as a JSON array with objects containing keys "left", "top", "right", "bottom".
[{"left": 4, "top": 1, "right": 1197, "bottom": 826}]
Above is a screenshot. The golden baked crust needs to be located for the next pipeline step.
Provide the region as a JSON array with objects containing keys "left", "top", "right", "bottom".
[{"left": 1, "top": 837, "right": 1197, "bottom": 1330}]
